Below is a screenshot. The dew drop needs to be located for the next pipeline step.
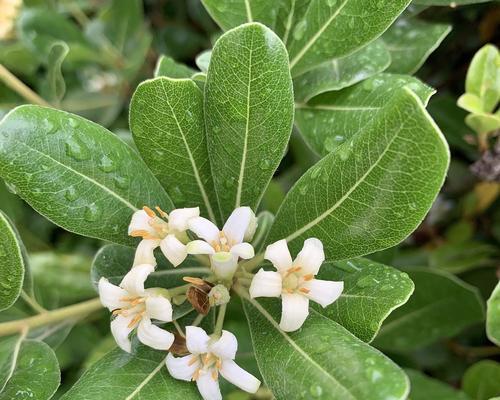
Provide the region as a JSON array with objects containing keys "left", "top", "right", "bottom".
[
  {"left": 293, "top": 20, "right": 307, "bottom": 41},
  {"left": 65, "top": 136, "right": 90, "bottom": 161},
  {"left": 299, "top": 185, "right": 308, "bottom": 195},
  {"left": 380, "top": 283, "right": 393, "bottom": 291},
  {"left": 64, "top": 186, "right": 78, "bottom": 202},
  {"left": 356, "top": 275, "right": 378, "bottom": 288},
  {"left": 43, "top": 118, "right": 57, "bottom": 134},
  {"left": 327, "top": 0, "right": 337, "bottom": 6},
  {"left": 98, "top": 155, "right": 117, "bottom": 172},
  {"left": 84, "top": 203, "right": 100, "bottom": 222},
  {"left": 259, "top": 159, "right": 271, "bottom": 170},
  {"left": 309, "top": 385, "right": 323, "bottom": 398},
  {"left": 5, "top": 181, "right": 17, "bottom": 195},
  {"left": 68, "top": 118, "right": 79, "bottom": 128},
  {"left": 113, "top": 176, "right": 129, "bottom": 189},
  {"left": 311, "top": 168, "right": 321, "bottom": 180}
]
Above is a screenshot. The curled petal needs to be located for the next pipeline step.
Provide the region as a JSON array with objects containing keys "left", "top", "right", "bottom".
[
  {"left": 222, "top": 207, "right": 253, "bottom": 244},
  {"left": 249, "top": 269, "right": 282, "bottom": 298},
  {"left": 220, "top": 359, "right": 261, "bottom": 394},
  {"left": 133, "top": 239, "right": 160, "bottom": 267},
  {"left": 110, "top": 314, "right": 135, "bottom": 353},
  {"left": 265, "top": 239, "right": 293, "bottom": 273},
  {"left": 188, "top": 217, "right": 219, "bottom": 243},
  {"left": 280, "top": 293, "right": 309, "bottom": 332},
  {"left": 169, "top": 207, "right": 200, "bottom": 232},
  {"left": 230, "top": 242, "right": 254, "bottom": 260},
  {"left": 98, "top": 278, "right": 128, "bottom": 311},
  {"left": 166, "top": 353, "right": 200, "bottom": 382},
  {"left": 128, "top": 210, "right": 156, "bottom": 237},
  {"left": 137, "top": 317, "right": 174, "bottom": 350},
  {"left": 185, "top": 326, "right": 210, "bottom": 355},
  {"left": 119, "top": 263, "right": 155, "bottom": 296},
  {"left": 160, "top": 234, "right": 187, "bottom": 267},
  {"left": 145, "top": 295, "right": 173, "bottom": 322},
  {"left": 294, "top": 238, "right": 324, "bottom": 275},
  {"left": 211, "top": 252, "right": 238, "bottom": 280},
  {"left": 186, "top": 240, "right": 215, "bottom": 255},
  {"left": 196, "top": 370, "right": 222, "bottom": 400},
  {"left": 302, "top": 279, "right": 343, "bottom": 308},
  {"left": 209, "top": 330, "right": 237, "bottom": 360}
]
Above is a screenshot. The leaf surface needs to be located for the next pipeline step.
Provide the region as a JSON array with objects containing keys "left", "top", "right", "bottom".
[
  {"left": 154, "top": 55, "right": 197, "bottom": 79},
  {"left": 487, "top": 281, "right": 500, "bottom": 346},
  {"left": 405, "top": 369, "right": 470, "bottom": 400},
  {"left": 462, "top": 360, "right": 500, "bottom": 400}
]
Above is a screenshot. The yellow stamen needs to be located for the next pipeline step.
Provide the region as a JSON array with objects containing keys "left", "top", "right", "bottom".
[
  {"left": 130, "top": 297, "right": 146, "bottom": 306},
  {"left": 192, "top": 370, "right": 200, "bottom": 381},
  {"left": 299, "top": 287, "right": 310, "bottom": 294},
  {"left": 143, "top": 206, "right": 156, "bottom": 218},
  {"left": 211, "top": 370, "right": 218, "bottom": 381},
  {"left": 303, "top": 274, "right": 314, "bottom": 281},
  {"left": 155, "top": 206, "right": 168, "bottom": 218},
  {"left": 183, "top": 277, "right": 206, "bottom": 286},
  {"left": 203, "top": 353, "right": 212, "bottom": 365},
  {"left": 129, "top": 229, "right": 155, "bottom": 239},
  {"left": 216, "top": 359, "right": 222, "bottom": 370},
  {"left": 286, "top": 266, "right": 302, "bottom": 277},
  {"left": 188, "top": 356, "right": 199, "bottom": 366},
  {"left": 127, "top": 312, "right": 144, "bottom": 328}
]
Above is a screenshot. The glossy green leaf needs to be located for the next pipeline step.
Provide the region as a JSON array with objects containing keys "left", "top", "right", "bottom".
[
  {"left": 154, "top": 55, "right": 197, "bottom": 78},
  {"left": 0, "top": 337, "right": 60, "bottom": 399},
  {"left": 314, "top": 258, "right": 414, "bottom": 342},
  {"left": 286, "top": 0, "right": 410, "bottom": 76},
  {"left": 0, "top": 105, "right": 172, "bottom": 246},
  {"left": 383, "top": 18, "right": 451, "bottom": 75},
  {"left": 205, "top": 23, "right": 294, "bottom": 220},
  {"left": 374, "top": 267, "right": 485, "bottom": 352},
  {"left": 60, "top": 346, "right": 199, "bottom": 400},
  {"left": 0, "top": 211, "right": 24, "bottom": 311},
  {"left": 429, "top": 241, "right": 498, "bottom": 273},
  {"left": 487, "top": 281, "right": 500, "bottom": 346},
  {"left": 46, "top": 41, "right": 69, "bottom": 104},
  {"left": 413, "top": 0, "right": 491, "bottom": 7},
  {"left": 462, "top": 360, "right": 500, "bottom": 400},
  {"left": 130, "top": 77, "right": 218, "bottom": 220},
  {"left": 406, "top": 369, "right": 470, "bottom": 400},
  {"left": 293, "top": 40, "right": 391, "bottom": 102},
  {"left": 241, "top": 296, "right": 410, "bottom": 400},
  {"left": 269, "top": 88, "right": 449, "bottom": 260},
  {"left": 465, "top": 112, "right": 500, "bottom": 134},
  {"left": 295, "top": 74, "right": 435, "bottom": 156}
]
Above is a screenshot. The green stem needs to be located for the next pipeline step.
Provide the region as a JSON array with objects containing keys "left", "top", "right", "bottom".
[
  {"left": 0, "top": 298, "right": 102, "bottom": 337},
  {"left": 173, "top": 320, "right": 185, "bottom": 338},
  {"left": 214, "top": 304, "right": 227, "bottom": 336},
  {"left": 0, "top": 64, "right": 52, "bottom": 107},
  {"left": 167, "top": 284, "right": 190, "bottom": 297},
  {"left": 243, "top": 253, "right": 265, "bottom": 272},
  {"left": 20, "top": 291, "right": 47, "bottom": 314},
  {"left": 192, "top": 313, "right": 205, "bottom": 327}
]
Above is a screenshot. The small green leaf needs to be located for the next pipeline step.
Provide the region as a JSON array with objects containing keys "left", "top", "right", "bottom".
[
  {"left": 130, "top": 77, "right": 218, "bottom": 220},
  {"left": 457, "top": 93, "right": 484, "bottom": 114},
  {"left": 154, "top": 55, "right": 197, "bottom": 78},
  {"left": 0, "top": 210, "right": 24, "bottom": 311},
  {"left": 195, "top": 49, "right": 211, "bottom": 73},
  {"left": 295, "top": 74, "right": 435, "bottom": 156},
  {"left": 405, "top": 369, "right": 471, "bottom": 400},
  {"left": 60, "top": 346, "right": 199, "bottom": 400},
  {"left": 293, "top": 40, "right": 391, "bottom": 102},
  {"left": 269, "top": 88, "right": 449, "bottom": 260},
  {"left": 314, "top": 258, "right": 414, "bottom": 342},
  {"left": 242, "top": 296, "right": 410, "bottom": 400},
  {"left": 383, "top": 17, "right": 451, "bottom": 75},
  {"left": 465, "top": 112, "right": 500, "bottom": 134},
  {"left": 46, "top": 41, "right": 69, "bottom": 104},
  {"left": 487, "top": 281, "right": 500, "bottom": 346},
  {"left": 374, "top": 267, "right": 485, "bottom": 352},
  {"left": 205, "top": 23, "right": 294, "bottom": 220},
  {"left": 462, "top": 360, "right": 500, "bottom": 400},
  {"left": 0, "top": 105, "right": 172, "bottom": 246}
]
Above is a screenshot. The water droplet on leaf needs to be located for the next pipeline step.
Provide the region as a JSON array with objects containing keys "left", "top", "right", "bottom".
[
  {"left": 309, "top": 385, "right": 323, "bottom": 398},
  {"left": 113, "top": 176, "right": 129, "bottom": 189},
  {"left": 98, "top": 155, "right": 117, "bottom": 172},
  {"left": 293, "top": 20, "right": 307, "bottom": 41},
  {"left": 65, "top": 136, "right": 90, "bottom": 161},
  {"left": 259, "top": 159, "right": 271, "bottom": 170},
  {"left": 65, "top": 186, "right": 77, "bottom": 202},
  {"left": 84, "top": 203, "right": 100, "bottom": 222}
]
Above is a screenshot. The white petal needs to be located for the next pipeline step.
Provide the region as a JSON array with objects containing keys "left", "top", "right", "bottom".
[
  {"left": 119, "top": 264, "right": 155, "bottom": 296},
  {"left": 196, "top": 370, "right": 222, "bottom": 400},
  {"left": 145, "top": 295, "right": 173, "bottom": 322},
  {"left": 243, "top": 212, "right": 258, "bottom": 242},
  {"left": 128, "top": 210, "right": 156, "bottom": 237},
  {"left": 186, "top": 326, "right": 210, "bottom": 354},
  {"left": 222, "top": 207, "right": 253, "bottom": 244},
  {"left": 188, "top": 217, "right": 220, "bottom": 243},
  {"left": 186, "top": 240, "right": 215, "bottom": 255},
  {"left": 220, "top": 359, "right": 261, "bottom": 394},
  {"left": 302, "top": 279, "right": 343, "bottom": 308},
  {"left": 168, "top": 207, "right": 200, "bottom": 232},
  {"left": 211, "top": 252, "right": 238, "bottom": 280},
  {"left": 230, "top": 242, "right": 254, "bottom": 260},
  {"left": 294, "top": 238, "right": 324, "bottom": 275},
  {"left": 133, "top": 239, "right": 160, "bottom": 267},
  {"left": 137, "top": 317, "right": 174, "bottom": 350},
  {"left": 110, "top": 314, "right": 134, "bottom": 353},
  {"left": 160, "top": 234, "right": 187, "bottom": 267},
  {"left": 98, "top": 278, "right": 128, "bottom": 311},
  {"left": 249, "top": 269, "right": 282, "bottom": 298},
  {"left": 280, "top": 293, "right": 309, "bottom": 332},
  {"left": 166, "top": 353, "right": 200, "bottom": 381},
  {"left": 209, "top": 330, "right": 237, "bottom": 360},
  {"left": 264, "top": 239, "right": 293, "bottom": 273}
]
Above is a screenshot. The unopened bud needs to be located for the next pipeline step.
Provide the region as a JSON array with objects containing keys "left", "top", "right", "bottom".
[
  {"left": 243, "top": 211, "right": 258, "bottom": 242},
  {"left": 208, "top": 284, "right": 230, "bottom": 306}
]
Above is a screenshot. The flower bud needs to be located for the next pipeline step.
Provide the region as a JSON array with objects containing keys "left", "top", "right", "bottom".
[
  {"left": 208, "top": 284, "right": 230, "bottom": 306},
  {"left": 243, "top": 210, "right": 258, "bottom": 242}
]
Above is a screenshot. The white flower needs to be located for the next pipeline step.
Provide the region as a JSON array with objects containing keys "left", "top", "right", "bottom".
[
  {"left": 249, "top": 238, "right": 343, "bottom": 332},
  {"left": 0, "top": 0, "right": 22, "bottom": 40},
  {"left": 166, "top": 326, "right": 260, "bottom": 400},
  {"left": 98, "top": 264, "right": 175, "bottom": 353},
  {"left": 128, "top": 206, "right": 199, "bottom": 267},
  {"left": 186, "top": 207, "right": 256, "bottom": 279}
]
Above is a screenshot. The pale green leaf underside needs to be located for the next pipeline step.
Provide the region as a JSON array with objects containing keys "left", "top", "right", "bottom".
[
  {"left": 154, "top": 55, "right": 197, "bottom": 79},
  {"left": 242, "top": 296, "right": 409, "bottom": 400},
  {"left": 462, "top": 360, "right": 500, "bottom": 400},
  {"left": 295, "top": 73, "right": 435, "bottom": 156},
  {"left": 205, "top": 23, "right": 294, "bottom": 220},
  {"left": 405, "top": 369, "right": 471, "bottom": 400},
  {"left": 0, "top": 106, "right": 172, "bottom": 246},
  {"left": 487, "top": 281, "right": 500, "bottom": 346},
  {"left": 374, "top": 267, "right": 485, "bottom": 352},
  {"left": 269, "top": 87, "right": 449, "bottom": 260},
  {"left": 130, "top": 77, "right": 217, "bottom": 221}
]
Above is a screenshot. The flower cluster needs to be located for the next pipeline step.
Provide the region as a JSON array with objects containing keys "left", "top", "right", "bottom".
[{"left": 98, "top": 205, "right": 343, "bottom": 400}]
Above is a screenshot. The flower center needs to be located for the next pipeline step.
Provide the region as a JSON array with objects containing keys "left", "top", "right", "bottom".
[
  {"left": 190, "top": 352, "right": 222, "bottom": 381},
  {"left": 112, "top": 296, "right": 146, "bottom": 328},
  {"left": 282, "top": 267, "right": 314, "bottom": 294},
  {"left": 213, "top": 231, "right": 231, "bottom": 252}
]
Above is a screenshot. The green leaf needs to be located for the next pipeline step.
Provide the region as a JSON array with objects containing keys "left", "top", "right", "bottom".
[
  {"left": 457, "top": 93, "right": 484, "bottom": 114},
  {"left": 374, "top": 267, "right": 485, "bottom": 352},
  {"left": 405, "top": 369, "right": 471, "bottom": 400},
  {"left": 60, "top": 346, "right": 199, "bottom": 400},
  {"left": 0, "top": 211, "right": 24, "bottom": 311},
  {"left": 45, "top": 41, "right": 69, "bottom": 104},
  {"left": 295, "top": 73, "right": 435, "bottom": 156},
  {"left": 241, "top": 296, "right": 410, "bottom": 400},
  {"left": 0, "top": 336, "right": 60, "bottom": 400},
  {"left": 205, "top": 23, "right": 294, "bottom": 220},
  {"left": 465, "top": 112, "right": 500, "bottom": 135},
  {"left": 286, "top": 0, "right": 410, "bottom": 76},
  {"left": 269, "top": 87, "right": 449, "bottom": 260},
  {"left": 462, "top": 360, "right": 500, "bottom": 400},
  {"left": 0, "top": 105, "right": 172, "bottom": 246},
  {"left": 130, "top": 77, "right": 218, "bottom": 221},
  {"left": 195, "top": 50, "right": 212, "bottom": 73},
  {"left": 413, "top": 0, "right": 491, "bottom": 7},
  {"left": 293, "top": 40, "right": 391, "bottom": 102},
  {"left": 314, "top": 258, "right": 414, "bottom": 342},
  {"left": 383, "top": 17, "right": 451, "bottom": 75},
  {"left": 429, "top": 241, "right": 498, "bottom": 274},
  {"left": 154, "top": 55, "right": 197, "bottom": 78},
  {"left": 487, "top": 281, "right": 500, "bottom": 346}
]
